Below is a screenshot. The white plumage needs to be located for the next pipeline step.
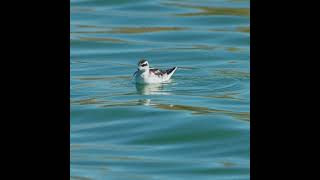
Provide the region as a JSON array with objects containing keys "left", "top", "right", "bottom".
[{"left": 133, "top": 59, "right": 177, "bottom": 84}]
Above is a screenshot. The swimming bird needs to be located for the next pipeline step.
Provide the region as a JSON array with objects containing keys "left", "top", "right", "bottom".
[{"left": 132, "top": 59, "right": 177, "bottom": 84}]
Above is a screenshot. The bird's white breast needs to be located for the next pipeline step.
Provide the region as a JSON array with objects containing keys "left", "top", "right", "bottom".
[{"left": 135, "top": 71, "right": 168, "bottom": 84}]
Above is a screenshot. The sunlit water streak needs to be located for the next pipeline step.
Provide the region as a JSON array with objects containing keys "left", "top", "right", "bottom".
[{"left": 71, "top": 0, "right": 250, "bottom": 179}]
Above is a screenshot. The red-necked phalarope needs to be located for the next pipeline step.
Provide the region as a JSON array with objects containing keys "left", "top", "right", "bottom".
[{"left": 132, "top": 59, "right": 177, "bottom": 84}]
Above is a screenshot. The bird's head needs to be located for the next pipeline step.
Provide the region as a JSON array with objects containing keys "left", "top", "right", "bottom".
[{"left": 138, "top": 59, "right": 149, "bottom": 71}]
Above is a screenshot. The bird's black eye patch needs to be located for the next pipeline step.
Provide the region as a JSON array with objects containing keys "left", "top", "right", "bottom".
[{"left": 141, "top": 63, "right": 148, "bottom": 67}]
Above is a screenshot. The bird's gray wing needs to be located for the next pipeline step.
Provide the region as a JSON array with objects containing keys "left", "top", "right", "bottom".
[
  {"left": 150, "top": 68, "right": 166, "bottom": 76},
  {"left": 165, "top": 67, "right": 177, "bottom": 75}
]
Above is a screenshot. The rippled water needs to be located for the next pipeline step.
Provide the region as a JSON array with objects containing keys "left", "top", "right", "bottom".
[{"left": 71, "top": 0, "right": 250, "bottom": 179}]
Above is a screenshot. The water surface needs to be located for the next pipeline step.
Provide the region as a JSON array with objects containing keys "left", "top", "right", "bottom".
[{"left": 71, "top": 0, "right": 250, "bottom": 179}]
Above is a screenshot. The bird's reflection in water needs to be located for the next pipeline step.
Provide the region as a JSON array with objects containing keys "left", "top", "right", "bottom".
[
  {"left": 136, "top": 83, "right": 172, "bottom": 106},
  {"left": 137, "top": 99, "right": 152, "bottom": 106},
  {"left": 135, "top": 83, "right": 171, "bottom": 95}
]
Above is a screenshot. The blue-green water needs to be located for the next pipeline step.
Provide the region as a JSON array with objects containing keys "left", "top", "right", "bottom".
[{"left": 71, "top": 0, "right": 250, "bottom": 179}]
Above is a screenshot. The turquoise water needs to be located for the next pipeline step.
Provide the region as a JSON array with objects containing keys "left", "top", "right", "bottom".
[{"left": 71, "top": 0, "right": 250, "bottom": 179}]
